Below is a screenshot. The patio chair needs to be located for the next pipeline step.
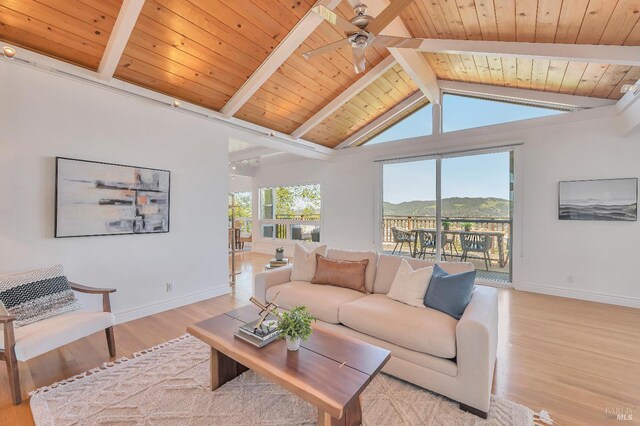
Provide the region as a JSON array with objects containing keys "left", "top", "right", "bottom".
[
  {"left": 311, "top": 227, "right": 320, "bottom": 242},
  {"left": 291, "top": 225, "right": 302, "bottom": 240},
  {"left": 391, "top": 227, "right": 415, "bottom": 255},
  {"left": 443, "top": 232, "right": 459, "bottom": 257},
  {"left": 460, "top": 233, "right": 493, "bottom": 270},
  {"left": 417, "top": 230, "right": 449, "bottom": 260}
]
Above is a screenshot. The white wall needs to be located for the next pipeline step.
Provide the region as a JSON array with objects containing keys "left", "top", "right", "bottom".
[
  {"left": 252, "top": 107, "right": 640, "bottom": 307},
  {"left": 0, "top": 61, "right": 230, "bottom": 322}
]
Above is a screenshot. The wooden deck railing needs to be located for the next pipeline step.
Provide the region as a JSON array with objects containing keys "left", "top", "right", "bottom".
[{"left": 383, "top": 216, "right": 511, "bottom": 258}]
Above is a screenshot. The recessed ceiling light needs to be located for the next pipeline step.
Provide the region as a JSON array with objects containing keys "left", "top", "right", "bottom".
[
  {"left": 620, "top": 84, "right": 639, "bottom": 95},
  {"left": 232, "top": 165, "right": 236, "bottom": 170},
  {"left": 2, "top": 46, "right": 16, "bottom": 59},
  {"left": 172, "top": 99, "right": 181, "bottom": 108}
]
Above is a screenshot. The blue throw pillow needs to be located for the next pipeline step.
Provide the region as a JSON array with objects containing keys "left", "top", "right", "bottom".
[{"left": 423, "top": 264, "right": 476, "bottom": 320}]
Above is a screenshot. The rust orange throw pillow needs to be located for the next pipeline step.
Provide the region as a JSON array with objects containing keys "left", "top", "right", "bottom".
[{"left": 311, "top": 254, "right": 369, "bottom": 293}]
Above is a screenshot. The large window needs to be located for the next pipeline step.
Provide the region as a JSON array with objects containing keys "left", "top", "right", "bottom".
[
  {"left": 382, "top": 150, "right": 513, "bottom": 283},
  {"left": 365, "top": 103, "right": 433, "bottom": 145},
  {"left": 443, "top": 94, "right": 565, "bottom": 132},
  {"left": 259, "top": 184, "right": 321, "bottom": 242}
]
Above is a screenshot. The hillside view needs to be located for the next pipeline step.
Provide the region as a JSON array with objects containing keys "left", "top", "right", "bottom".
[{"left": 384, "top": 197, "right": 510, "bottom": 218}]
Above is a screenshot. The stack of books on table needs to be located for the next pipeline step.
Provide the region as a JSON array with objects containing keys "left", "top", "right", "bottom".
[
  {"left": 269, "top": 258, "right": 289, "bottom": 268},
  {"left": 234, "top": 317, "right": 280, "bottom": 348}
]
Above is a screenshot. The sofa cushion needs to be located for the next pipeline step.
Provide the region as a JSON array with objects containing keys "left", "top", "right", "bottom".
[
  {"left": 374, "top": 255, "right": 474, "bottom": 294},
  {"left": 291, "top": 244, "right": 328, "bottom": 282},
  {"left": 0, "top": 265, "right": 83, "bottom": 328},
  {"left": 0, "top": 310, "right": 115, "bottom": 361},
  {"left": 312, "top": 255, "right": 368, "bottom": 293},
  {"left": 266, "top": 281, "right": 366, "bottom": 324},
  {"left": 339, "top": 294, "right": 458, "bottom": 358},
  {"left": 424, "top": 264, "right": 476, "bottom": 320},
  {"left": 387, "top": 259, "right": 433, "bottom": 308},
  {"left": 326, "top": 248, "right": 378, "bottom": 293}
]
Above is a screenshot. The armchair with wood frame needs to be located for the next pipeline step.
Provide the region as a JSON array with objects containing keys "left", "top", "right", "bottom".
[{"left": 1, "top": 283, "right": 116, "bottom": 405}]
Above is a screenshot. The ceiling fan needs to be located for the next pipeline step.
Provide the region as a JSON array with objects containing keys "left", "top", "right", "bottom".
[{"left": 303, "top": 0, "right": 422, "bottom": 74}]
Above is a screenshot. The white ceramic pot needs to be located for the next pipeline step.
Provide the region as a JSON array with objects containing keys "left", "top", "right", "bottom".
[{"left": 286, "top": 335, "right": 301, "bottom": 351}]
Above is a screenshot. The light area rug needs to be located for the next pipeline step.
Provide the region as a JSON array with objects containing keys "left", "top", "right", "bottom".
[{"left": 30, "top": 334, "right": 550, "bottom": 426}]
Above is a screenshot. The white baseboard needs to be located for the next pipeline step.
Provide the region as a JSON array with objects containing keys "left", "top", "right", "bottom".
[
  {"left": 114, "top": 285, "right": 231, "bottom": 324},
  {"left": 516, "top": 282, "right": 640, "bottom": 308}
]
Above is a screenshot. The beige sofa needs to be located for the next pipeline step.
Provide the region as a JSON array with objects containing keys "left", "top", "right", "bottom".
[{"left": 254, "top": 248, "right": 499, "bottom": 418}]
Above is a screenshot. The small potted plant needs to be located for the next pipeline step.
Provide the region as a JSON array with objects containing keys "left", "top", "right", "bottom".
[
  {"left": 275, "top": 247, "right": 284, "bottom": 261},
  {"left": 442, "top": 221, "right": 452, "bottom": 231},
  {"left": 462, "top": 222, "right": 473, "bottom": 232},
  {"left": 276, "top": 306, "right": 316, "bottom": 351}
]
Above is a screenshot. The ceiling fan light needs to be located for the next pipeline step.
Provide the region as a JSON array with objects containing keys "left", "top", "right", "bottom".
[
  {"left": 353, "top": 3, "right": 368, "bottom": 15},
  {"left": 354, "top": 34, "right": 368, "bottom": 48}
]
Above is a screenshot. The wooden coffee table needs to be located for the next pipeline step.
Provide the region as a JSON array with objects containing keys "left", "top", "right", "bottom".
[{"left": 187, "top": 305, "right": 390, "bottom": 426}]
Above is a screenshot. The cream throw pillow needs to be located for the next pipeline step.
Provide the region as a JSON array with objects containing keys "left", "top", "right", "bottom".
[
  {"left": 387, "top": 258, "right": 433, "bottom": 308},
  {"left": 291, "top": 244, "right": 328, "bottom": 282}
]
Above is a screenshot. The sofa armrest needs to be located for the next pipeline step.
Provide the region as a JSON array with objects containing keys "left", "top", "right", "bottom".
[
  {"left": 70, "top": 282, "right": 116, "bottom": 313},
  {"left": 455, "top": 286, "right": 499, "bottom": 413},
  {"left": 69, "top": 282, "right": 116, "bottom": 294},
  {"left": 254, "top": 265, "right": 293, "bottom": 301}
]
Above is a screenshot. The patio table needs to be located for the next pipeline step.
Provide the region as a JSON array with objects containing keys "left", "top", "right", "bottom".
[{"left": 412, "top": 228, "right": 507, "bottom": 268}]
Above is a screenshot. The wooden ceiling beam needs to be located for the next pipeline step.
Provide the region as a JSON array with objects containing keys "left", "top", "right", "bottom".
[
  {"left": 439, "top": 80, "right": 619, "bottom": 109},
  {"left": 97, "top": 0, "right": 145, "bottom": 80},
  {"left": 220, "top": 0, "right": 342, "bottom": 119},
  {"left": 413, "top": 39, "right": 640, "bottom": 67},
  {"left": 290, "top": 55, "right": 397, "bottom": 139},
  {"left": 388, "top": 47, "right": 440, "bottom": 105}
]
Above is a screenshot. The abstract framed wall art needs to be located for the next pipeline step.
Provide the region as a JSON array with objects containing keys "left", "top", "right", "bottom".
[
  {"left": 558, "top": 178, "right": 637, "bottom": 221},
  {"left": 55, "top": 157, "right": 170, "bottom": 237}
]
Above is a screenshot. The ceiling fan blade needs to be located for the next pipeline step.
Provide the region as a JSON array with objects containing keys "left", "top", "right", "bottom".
[
  {"left": 365, "top": 0, "right": 414, "bottom": 35},
  {"left": 352, "top": 46, "right": 366, "bottom": 74},
  {"left": 371, "top": 35, "right": 422, "bottom": 49},
  {"left": 311, "top": 5, "right": 360, "bottom": 33},
  {"left": 302, "top": 38, "right": 350, "bottom": 60}
]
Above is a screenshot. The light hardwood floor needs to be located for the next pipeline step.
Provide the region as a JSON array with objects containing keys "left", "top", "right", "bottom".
[{"left": 2, "top": 252, "right": 639, "bottom": 425}]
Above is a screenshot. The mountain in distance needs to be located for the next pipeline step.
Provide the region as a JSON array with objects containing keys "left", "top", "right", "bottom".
[{"left": 384, "top": 197, "right": 510, "bottom": 218}]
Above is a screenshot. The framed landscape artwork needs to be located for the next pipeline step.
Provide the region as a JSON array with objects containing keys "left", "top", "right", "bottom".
[
  {"left": 55, "top": 157, "right": 170, "bottom": 237},
  {"left": 558, "top": 178, "right": 637, "bottom": 221}
]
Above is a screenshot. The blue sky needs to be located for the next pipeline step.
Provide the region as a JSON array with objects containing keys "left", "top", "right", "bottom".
[
  {"left": 383, "top": 152, "right": 511, "bottom": 204},
  {"left": 376, "top": 95, "right": 564, "bottom": 204}
]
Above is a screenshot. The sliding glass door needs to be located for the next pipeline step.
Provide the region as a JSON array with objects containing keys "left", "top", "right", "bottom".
[
  {"left": 381, "top": 150, "right": 513, "bottom": 283},
  {"left": 439, "top": 151, "right": 513, "bottom": 282},
  {"left": 382, "top": 159, "right": 436, "bottom": 258}
]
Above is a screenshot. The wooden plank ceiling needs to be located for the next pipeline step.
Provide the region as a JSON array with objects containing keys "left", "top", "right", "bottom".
[
  {"left": 2, "top": 0, "right": 640, "bottom": 149},
  {"left": 403, "top": 0, "right": 640, "bottom": 101},
  {"left": 0, "top": 0, "right": 123, "bottom": 69},
  {"left": 426, "top": 54, "right": 640, "bottom": 100},
  {"left": 303, "top": 64, "right": 420, "bottom": 147},
  {"left": 234, "top": 1, "right": 390, "bottom": 135},
  {"left": 114, "top": 0, "right": 314, "bottom": 112}
]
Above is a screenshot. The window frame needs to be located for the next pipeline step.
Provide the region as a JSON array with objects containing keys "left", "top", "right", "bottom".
[
  {"left": 441, "top": 92, "right": 569, "bottom": 133},
  {"left": 258, "top": 182, "right": 323, "bottom": 243}
]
